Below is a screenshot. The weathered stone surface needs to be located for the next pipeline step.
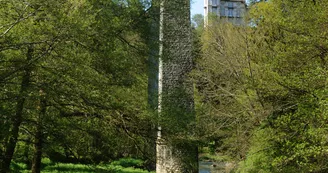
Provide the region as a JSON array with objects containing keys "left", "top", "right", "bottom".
[{"left": 155, "top": 0, "right": 198, "bottom": 172}]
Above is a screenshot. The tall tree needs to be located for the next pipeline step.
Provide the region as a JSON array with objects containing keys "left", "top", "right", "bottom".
[
  {"left": 194, "top": 16, "right": 267, "bottom": 162},
  {"left": 238, "top": 0, "right": 328, "bottom": 172},
  {"left": 0, "top": 0, "right": 151, "bottom": 172},
  {"left": 1, "top": 46, "right": 33, "bottom": 173}
]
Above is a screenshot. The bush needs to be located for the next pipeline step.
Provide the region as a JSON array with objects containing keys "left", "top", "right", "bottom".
[
  {"left": 237, "top": 128, "right": 274, "bottom": 173},
  {"left": 110, "top": 158, "right": 144, "bottom": 168},
  {"left": 10, "top": 161, "right": 27, "bottom": 172}
]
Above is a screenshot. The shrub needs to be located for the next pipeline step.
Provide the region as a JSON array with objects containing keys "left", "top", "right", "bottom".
[{"left": 110, "top": 158, "right": 144, "bottom": 168}]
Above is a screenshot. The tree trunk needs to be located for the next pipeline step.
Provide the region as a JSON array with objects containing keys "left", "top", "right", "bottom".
[
  {"left": 156, "top": 0, "right": 198, "bottom": 172},
  {"left": 1, "top": 47, "right": 33, "bottom": 173},
  {"left": 31, "top": 99, "right": 46, "bottom": 173}
]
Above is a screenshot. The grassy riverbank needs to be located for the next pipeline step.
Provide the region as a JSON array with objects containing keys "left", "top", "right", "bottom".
[{"left": 11, "top": 158, "right": 154, "bottom": 173}]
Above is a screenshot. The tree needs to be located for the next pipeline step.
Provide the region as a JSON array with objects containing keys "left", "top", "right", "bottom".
[
  {"left": 0, "top": 0, "right": 63, "bottom": 170},
  {"left": 0, "top": 0, "right": 152, "bottom": 172},
  {"left": 234, "top": 0, "right": 328, "bottom": 172},
  {"left": 193, "top": 16, "right": 268, "bottom": 162},
  {"left": 192, "top": 14, "right": 204, "bottom": 29},
  {"left": 196, "top": 1, "right": 328, "bottom": 171}
]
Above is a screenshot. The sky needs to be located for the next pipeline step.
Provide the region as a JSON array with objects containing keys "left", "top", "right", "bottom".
[{"left": 191, "top": 0, "right": 204, "bottom": 16}]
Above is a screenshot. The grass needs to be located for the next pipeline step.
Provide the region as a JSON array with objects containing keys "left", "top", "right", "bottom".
[
  {"left": 110, "top": 158, "right": 144, "bottom": 168},
  {"left": 10, "top": 158, "right": 154, "bottom": 173}
]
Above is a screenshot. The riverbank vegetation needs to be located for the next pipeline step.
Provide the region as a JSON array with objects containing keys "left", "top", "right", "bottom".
[
  {"left": 195, "top": 0, "right": 328, "bottom": 172},
  {"left": 11, "top": 158, "right": 154, "bottom": 173},
  {"left": 1, "top": 0, "right": 328, "bottom": 172}
]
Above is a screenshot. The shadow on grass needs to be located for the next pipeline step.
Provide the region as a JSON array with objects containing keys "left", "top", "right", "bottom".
[
  {"left": 10, "top": 161, "right": 154, "bottom": 173},
  {"left": 43, "top": 164, "right": 121, "bottom": 173},
  {"left": 43, "top": 163, "right": 95, "bottom": 172}
]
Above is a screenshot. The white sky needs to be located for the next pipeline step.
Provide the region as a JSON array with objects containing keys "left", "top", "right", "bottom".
[{"left": 191, "top": 0, "right": 204, "bottom": 16}]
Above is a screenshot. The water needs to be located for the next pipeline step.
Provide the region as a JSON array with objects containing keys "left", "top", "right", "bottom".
[{"left": 199, "top": 161, "right": 225, "bottom": 173}]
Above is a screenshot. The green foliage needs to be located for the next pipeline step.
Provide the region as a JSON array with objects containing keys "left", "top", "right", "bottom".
[
  {"left": 192, "top": 14, "right": 204, "bottom": 29},
  {"left": 196, "top": 0, "right": 328, "bottom": 172},
  {"left": 0, "top": 0, "right": 153, "bottom": 171},
  {"left": 237, "top": 0, "right": 328, "bottom": 172},
  {"left": 10, "top": 161, "right": 28, "bottom": 172},
  {"left": 194, "top": 19, "right": 266, "bottom": 161},
  {"left": 237, "top": 128, "right": 274, "bottom": 173},
  {"left": 238, "top": 94, "right": 328, "bottom": 172},
  {"left": 9, "top": 159, "right": 154, "bottom": 173},
  {"left": 110, "top": 158, "right": 144, "bottom": 168}
]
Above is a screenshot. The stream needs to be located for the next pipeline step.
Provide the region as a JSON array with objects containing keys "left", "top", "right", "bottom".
[{"left": 199, "top": 161, "right": 226, "bottom": 173}]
